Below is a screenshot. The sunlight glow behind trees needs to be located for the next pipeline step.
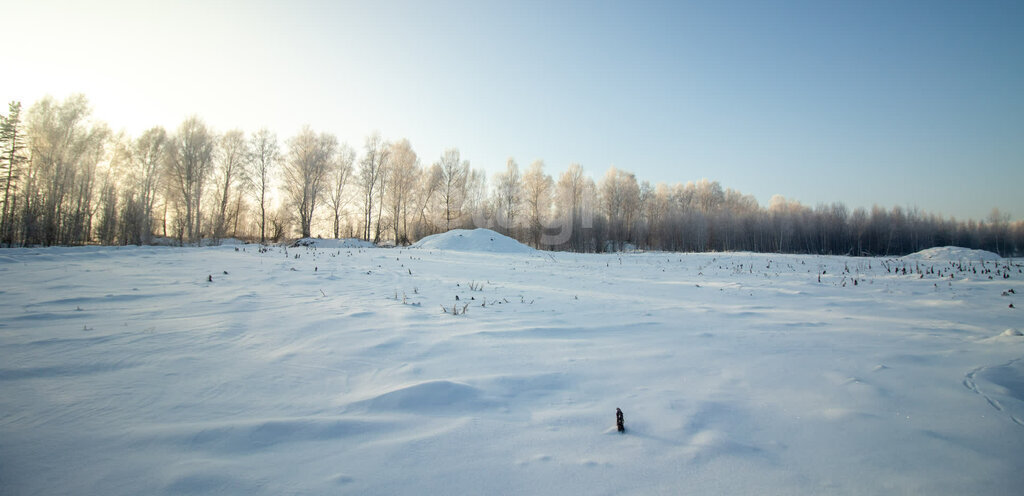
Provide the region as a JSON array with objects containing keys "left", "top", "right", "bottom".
[{"left": 1, "top": 94, "right": 1022, "bottom": 255}]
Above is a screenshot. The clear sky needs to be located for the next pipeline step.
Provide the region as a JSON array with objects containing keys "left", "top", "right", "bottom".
[{"left": 4, "top": 0, "right": 1022, "bottom": 221}]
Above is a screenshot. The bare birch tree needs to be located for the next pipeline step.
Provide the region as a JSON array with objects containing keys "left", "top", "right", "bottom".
[
  {"left": 437, "top": 148, "right": 468, "bottom": 231},
  {"left": 412, "top": 162, "right": 442, "bottom": 237},
  {"left": 494, "top": 157, "right": 522, "bottom": 235},
  {"left": 165, "top": 116, "right": 216, "bottom": 243},
  {"left": 521, "top": 160, "right": 552, "bottom": 247},
  {"left": 282, "top": 126, "right": 336, "bottom": 238},
  {"left": 212, "top": 129, "right": 249, "bottom": 239},
  {"left": 131, "top": 126, "right": 167, "bottom": 243},
  {"left": 358, "top": 132, "right": 389, "bottom": 241},
  {"left": 387, "top": 138, "right": 418, "bottom": 244},
  {"left": 327, "top": 143, "right": 355, "bottom": 238},
  {"left": 24, "top": 95, "right": 109, "bottom": 245},
  {"left": 248, "top": 128, "right": 279, "bottom": 243}
]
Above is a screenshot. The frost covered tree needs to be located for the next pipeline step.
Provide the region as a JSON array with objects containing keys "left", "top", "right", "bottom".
[
  {"left": 326, "top": 143, "right": 355, "bottom": 239},
  {"left": 555, "top": 163, "right": 589, "bottom": 250},
  {"left": 987, "top": 208, "right": 1011, "bottom": 255},
  {"left": 387, "top": 138, "right": 419, "bottom": 244},
  {"left": 4, "top": 93, "right": 1022, "bottom": 255},
  {"left": 94, "top": 173, "right": 119, "bottom": 245},
  {"left": 411, "top": 162, "right": 442, "bottom": 237},
  {"left": 599, "top": 166, "right": 640, "bottom": 250},
  {"left": 129, "top": 126, "right": 167, "bottom": 244},
  {"left": 100, "top": 132, "right": 143, "bottom": 245},
  {"left": 493, "top": 157, "right": 522, "bottom": 235},
  {"left": 464, "top": 168, "right": 488, "bottom": 228},
  {"left": 247, "top": 128, "right": 279, "bottom": 244},
  {"left": 24, "top": 94, "right": 109, "bottom": 245},
  {"left": 0, "top": 101, "right": 27, "bottom": 246},
  {"left": 358, "top": 132, "right": 389, "bottom": 241},
  {"left": 643, "top": 182, "right": 671, "bottom": 249},
  {"left": 374, "top": 145, "right": 391, "bottom": 243},
  {"left": 165, "top": 116, "right": 216, "bottom": 243},
  {"left": 283, "top": 126, "right": 336, "bottom": 239},
  {"left": 212, "top": 129, "right": 249, "bottom": 240},
  {"left": 437, "top": 148, "right": 469, "bottom": 231},
  {"left": 521, "top": 160, "right": 552, "bottom": 247}
]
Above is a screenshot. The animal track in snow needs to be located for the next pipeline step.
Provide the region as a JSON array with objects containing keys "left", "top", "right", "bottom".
[{"left": 963, "top": 358, "right": 1024, "bottom": 427}]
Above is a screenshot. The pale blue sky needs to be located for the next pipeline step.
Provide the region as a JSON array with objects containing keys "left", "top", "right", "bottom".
[{"left": 5, "top": 0, "right": 1022, "bottom": 220}]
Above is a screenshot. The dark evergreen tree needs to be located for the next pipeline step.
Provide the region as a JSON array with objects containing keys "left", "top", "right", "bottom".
[{"left": 0, "top": 101, "right": 27, "bottom": 246}]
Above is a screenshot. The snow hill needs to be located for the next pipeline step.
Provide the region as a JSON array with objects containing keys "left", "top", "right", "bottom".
[
  {"left": 411, "top": 228, "right": 535, "bottom": 253},
  {"left": 904, "top": 246, "right": 1003, "bottom": 261}
]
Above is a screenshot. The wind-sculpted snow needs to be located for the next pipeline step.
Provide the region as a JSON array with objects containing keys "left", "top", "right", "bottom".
[
  {"left": 352, "top": 380, "right": 498, "bottom": 414},
  {"left": 154, "top": 417, "right": 397, "bottom": 454},
  {"left": 0, "top": 245, "right": 1022, "bottom": 495}
]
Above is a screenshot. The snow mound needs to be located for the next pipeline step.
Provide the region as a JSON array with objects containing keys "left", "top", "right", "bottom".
[
  {"left": 352, "top": 380, "right": 497, "bottom": 413},
  {"left": 903, "top": 246, "right": 1002, "bottom": 262},
  {"left": 976, "top": 329, "right": 1023, "bottom": 344},
  {"left": 291, "top": 238, "right": 376, "bottom": 249},
  {"left": 411, "top": 228, "right": 534, "bottom": 253}
]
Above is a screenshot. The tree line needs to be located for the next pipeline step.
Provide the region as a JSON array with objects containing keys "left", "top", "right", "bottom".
[{"left": 1, "top": 94, "right": 1020, "bottom": 256}]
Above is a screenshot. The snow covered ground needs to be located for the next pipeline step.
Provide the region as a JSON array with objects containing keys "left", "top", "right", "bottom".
[{"left": 1, "top": 234, "right": 1022, "bottom": 495}]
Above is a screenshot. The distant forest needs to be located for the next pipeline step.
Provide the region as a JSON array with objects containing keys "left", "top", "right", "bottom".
[{"left": 1, "top": 95, "right": 1021, "bottom": 256}]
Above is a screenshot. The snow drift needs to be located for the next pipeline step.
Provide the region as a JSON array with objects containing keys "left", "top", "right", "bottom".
[
  {"left": 351, "top": 380, "right": 496, "bottom": 414},
  {"left": 411, "top": 228, "right": 534, "bottom": 253},
  {"left": 903, "top": 246, "right": 1002, "bottom": 261}
]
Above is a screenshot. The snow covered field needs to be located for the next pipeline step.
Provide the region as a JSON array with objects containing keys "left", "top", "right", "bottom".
[{"left": 1, "top": 231, "right": 1022, "bottom": 495}]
